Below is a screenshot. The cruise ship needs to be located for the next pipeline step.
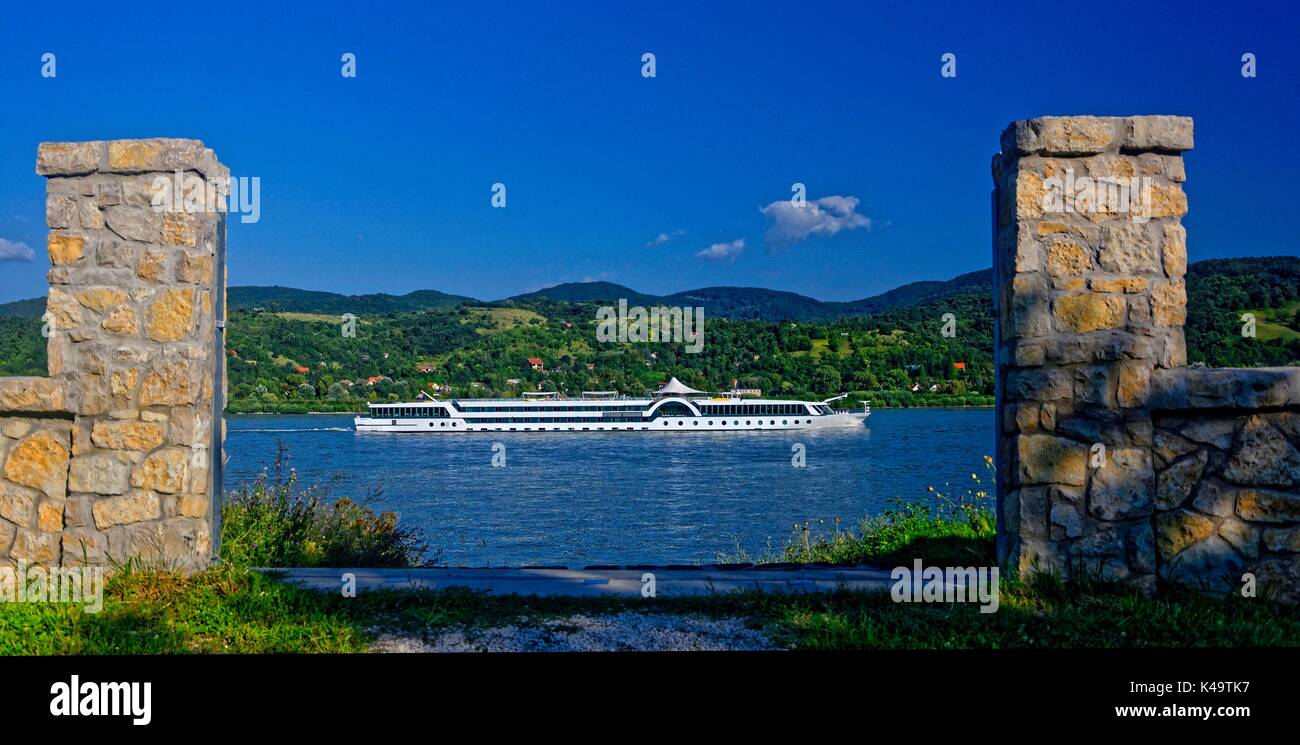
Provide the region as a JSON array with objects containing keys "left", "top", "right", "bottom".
[{"left": 354, "top": 377, "right": 869, "bottom": 433}]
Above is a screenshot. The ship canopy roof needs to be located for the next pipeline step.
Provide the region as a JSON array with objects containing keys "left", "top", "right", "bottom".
[{"left": 654, "top": 377, "right": 705, "bottom": 397}]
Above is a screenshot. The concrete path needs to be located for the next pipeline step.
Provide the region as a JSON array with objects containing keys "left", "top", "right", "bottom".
[{"left": 260, "top": 565, "right": 896, "bottom": 597}]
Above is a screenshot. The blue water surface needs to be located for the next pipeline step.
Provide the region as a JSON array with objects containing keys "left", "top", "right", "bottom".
[{"left": 223, "top": 408, "right": 994, "bottom": 566}]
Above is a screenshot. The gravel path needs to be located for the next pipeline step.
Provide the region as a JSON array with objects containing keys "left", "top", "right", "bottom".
[{"left": 370, "top": 612, "right": 779, "bottom": 652}]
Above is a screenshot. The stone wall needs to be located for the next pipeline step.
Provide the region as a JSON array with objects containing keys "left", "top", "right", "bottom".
[
  {"left": 0, "top": 139, "right": 227, "bottom": 572},
  {"left": 993, "top": 116, "right": 1299, "bottom": 601},
  {"left": 1149, "top": 368, "right": 1300, "bottom": 601}
]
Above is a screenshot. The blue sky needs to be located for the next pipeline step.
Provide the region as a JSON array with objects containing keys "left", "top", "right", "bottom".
[{"left": 1, "top": 1, "right": 1297, "bottom": 303}]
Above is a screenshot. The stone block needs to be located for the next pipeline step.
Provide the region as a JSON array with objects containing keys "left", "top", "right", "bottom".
[
  {"left": 91, "top": 490, "right": 162, "bottom": 529},
  {"left": 1053, "top": 292, "right": 1125, "bottom": 333},
  {"left": 1089, "top": 446, "right": 1155, "bottom": 520},
  {"left": 1121, "top": 116, "right": 1194, "bottom": 152},
  {"left": 2, "top": 430, "right": 70, "bottom": 498},
  {"left": 36, "top": 141, "right": 103, "bottom": 176},
  {"left": 0, "top": 378, "right": 67, "bottom": 413},
  {"left": 68, "top": 452, "right": 131, "bottom": 495},
  {"left": 1017, "top": 434, "right": 1087, "bottom": 486}
]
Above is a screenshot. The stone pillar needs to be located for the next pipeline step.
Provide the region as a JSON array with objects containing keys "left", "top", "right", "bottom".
[
  {"left": 992, "top": 116, "right": 1193, "bottom": 588},
  {"left": 7, "top": 139, "right": 227, "bottom": 570}
]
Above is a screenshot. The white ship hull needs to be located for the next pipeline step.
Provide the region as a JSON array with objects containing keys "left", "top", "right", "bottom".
[
  {"left": 355, "top": 410, "right": 867, "bottom": 433},
  {"left": 354, "top": 377, "right": 867, "bottom": 434}
]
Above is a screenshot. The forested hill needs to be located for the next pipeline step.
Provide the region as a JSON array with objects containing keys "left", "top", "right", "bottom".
[
  {"left": 1184, "top": 256, "right": 1300, "bottom": 367},
  {"left": 505, "top": 271, "right": 995, "bottom": 321},
  {"left": 0, "top": 258, "right": 1295, "bottom": 406},
  {"left": 0, "top": 270, "right": 995, "bottom": 322},
  {"left": 226, "top": 286, "right": 475, "bottom": 314}
]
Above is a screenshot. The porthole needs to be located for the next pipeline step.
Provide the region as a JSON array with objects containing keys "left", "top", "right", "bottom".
[
  {"left": 693, "top": 420, "right": 699, "bottom": 426},
  {"left": 782, "top": 420, "right": 788, "bottom": 425},
  {"left": 745, "top": 420, "right": 751, "bottom": 425},
  {"left": 733, "top": 420, "right": 739, "bottom": 426},
  {"left": 677, "top": 421, "right": 683, "bottom": 426}
]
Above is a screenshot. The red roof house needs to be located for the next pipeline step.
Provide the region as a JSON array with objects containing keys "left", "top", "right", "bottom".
[{"left": 527, "top": 357, "right": 544, "bottom": 371}]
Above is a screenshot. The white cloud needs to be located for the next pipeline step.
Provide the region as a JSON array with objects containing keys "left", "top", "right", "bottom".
[
  {"left": 695, "top": 238, "right": 745, "bottom": 262},
  {"left": 0, "top": 239, "right": 35, "bottom": 262},
  {"left": 759, "top": 194, "right": 870, "bottom": 252},
  {"left": 646, "top": 229, "right": 686, "bottom": 247}
]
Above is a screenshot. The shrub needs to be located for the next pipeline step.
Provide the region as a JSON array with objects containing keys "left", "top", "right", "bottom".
[{"left": 220, "top": 443, "right": 431, "bottom": 568}]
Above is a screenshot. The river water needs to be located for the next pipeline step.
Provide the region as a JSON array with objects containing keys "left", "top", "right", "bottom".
[{"left": 223, "top": 408, "right": 994, "bottom": 566}]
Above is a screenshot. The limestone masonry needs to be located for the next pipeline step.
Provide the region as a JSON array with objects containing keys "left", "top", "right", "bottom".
[
  {"left": 0, "top": 139, "right": 226, "bottom": 572},
  {"left": 994, "top": 116, "right": 1299, "bottom": 602}
]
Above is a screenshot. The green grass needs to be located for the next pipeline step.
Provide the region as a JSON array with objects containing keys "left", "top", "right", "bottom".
[
  {"left": 1247, "top": 304, "right": 1300, "bottom": 342},
  {"left": 462, "top": 306, "right": 546, "bottom": 332},
  {"left": 3, "top": 564, "right": 1297, "bottom": 653},
  {"left": 272, "top": 312, "right": 340, "bottom": 323}
]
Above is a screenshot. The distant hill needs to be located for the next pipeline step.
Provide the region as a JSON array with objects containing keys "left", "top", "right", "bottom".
[
  {"left": 1, "top": 259, "right": 1291, "bottom": 327},
  {"left": 226, "top": 286, "right": 477, "bottom": 315},
  {"left": 665, "top": 286, "right": 842, "bottom": 321},
  {"left": 830, "top": 269, "right": 994, "bottom": 316},
  {"left": 509, "top": 271, "right": 994, "bottom": 321},
  {"left": 505, "top": 281, "right": 664, "bottom": 307},
  {"left": 0, "top": 297, "right": 46, "bottom": 318}
]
